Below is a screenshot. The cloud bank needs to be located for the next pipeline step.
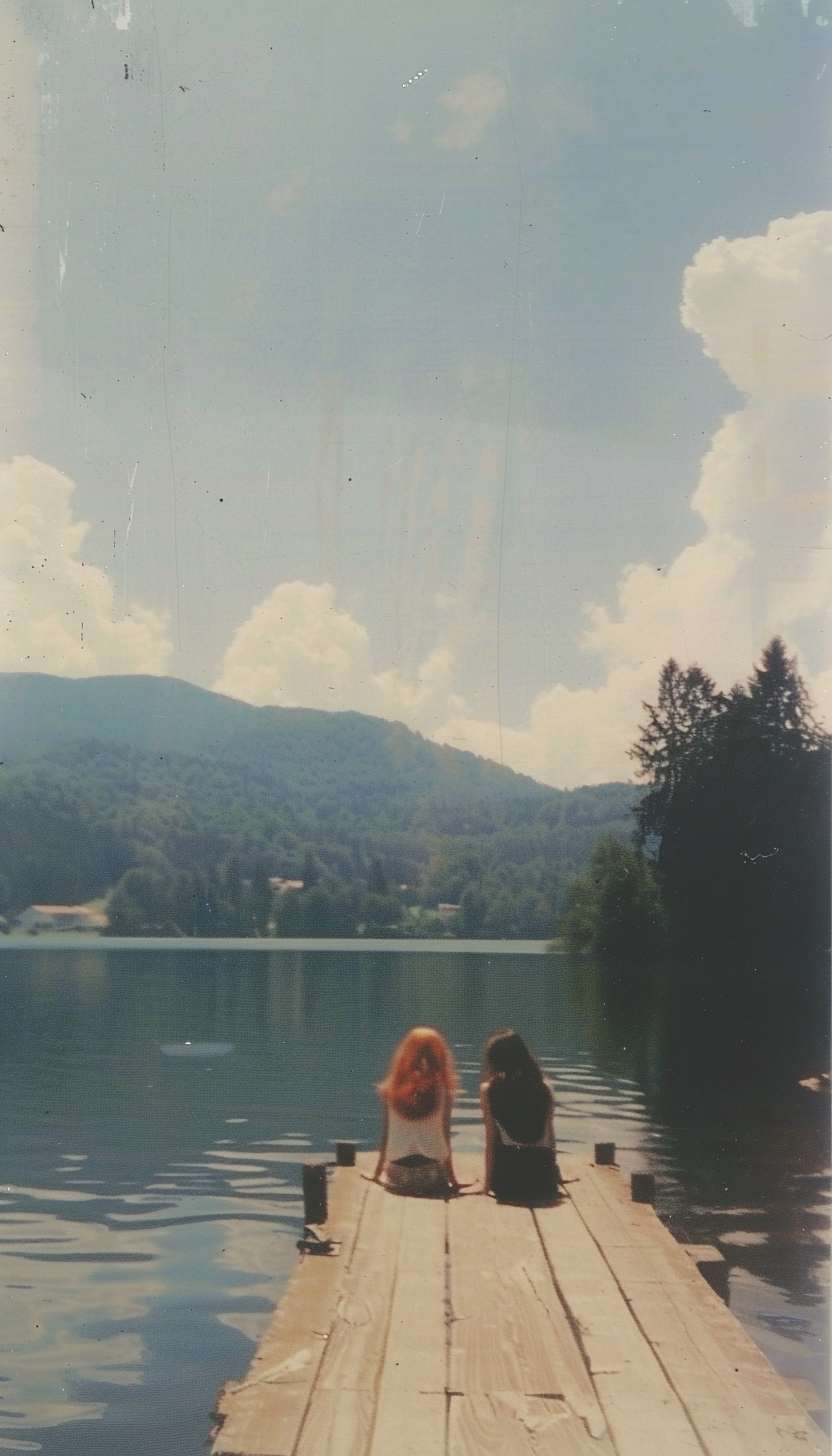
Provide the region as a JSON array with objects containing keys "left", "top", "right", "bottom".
[
  {"left": 432, "top": 210, "right": 832, "bottom": 782},
  {"left": 7, "top": 213, "right": 826, "bottom": 791},
  {"left": 213, "top": 580, "right": 463, "bottom": 728},
  {"left": 0, "top": 456, "right": 173, "bottom": 676},
  {"left": 214, "top": 211, "right": 830, "bottom": 788}
]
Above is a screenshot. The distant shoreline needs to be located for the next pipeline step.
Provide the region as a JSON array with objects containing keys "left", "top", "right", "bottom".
[{"left": 0, "top": 936, "right": 557, "bottom": 954}]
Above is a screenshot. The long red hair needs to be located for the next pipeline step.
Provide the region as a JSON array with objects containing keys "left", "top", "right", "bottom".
[{"left": 377, "top": 1027, "right": 458, "bottom": 1121}]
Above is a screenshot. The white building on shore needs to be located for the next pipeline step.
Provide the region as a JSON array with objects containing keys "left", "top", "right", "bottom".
[{"left": 15, "top": 905, "right": 108, "bottom": 932}]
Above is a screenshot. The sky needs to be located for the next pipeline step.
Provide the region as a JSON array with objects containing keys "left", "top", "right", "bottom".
[{"left": 0, "top": 0, "right": 830, "bottom": 786}]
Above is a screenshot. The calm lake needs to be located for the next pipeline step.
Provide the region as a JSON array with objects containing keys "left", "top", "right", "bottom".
[{"left": 0, "top": 945, "right": 828, "bottom": 1453}]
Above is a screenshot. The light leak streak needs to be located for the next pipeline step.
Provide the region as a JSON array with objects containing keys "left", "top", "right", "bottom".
[{"left": 123, "top": 462, "right": 138, "bottom": 614}]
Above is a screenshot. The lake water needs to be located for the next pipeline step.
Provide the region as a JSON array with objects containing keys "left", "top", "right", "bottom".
[{"left": 0, "top": 945, "right": 828, "bottom": 1453}]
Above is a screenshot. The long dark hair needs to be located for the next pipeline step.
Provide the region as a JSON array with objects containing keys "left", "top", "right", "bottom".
[{"left": 483, "top": 1029, "right": 552, "bottom": 1143}]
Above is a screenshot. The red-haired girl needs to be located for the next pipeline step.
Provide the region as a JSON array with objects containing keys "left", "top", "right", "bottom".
[{"left": 371, "top": 1027, "right": 463, "bottom": 1197}]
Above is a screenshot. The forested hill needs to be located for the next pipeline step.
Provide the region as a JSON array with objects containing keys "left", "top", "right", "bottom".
[
  {"left": 0, "top": 672, "right": 549, "bottom": 802},
  {"left": 0, "top": 673, "right": 639, "bottom": 935}
]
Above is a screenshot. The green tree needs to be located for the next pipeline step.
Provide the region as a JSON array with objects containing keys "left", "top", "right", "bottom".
[
  {"left": 106, "top": 867, "right": 179, "bottom": 936},
  {"left": 366, "top": 856, "right": 391, "bottom": 896},
  {"left": 246, "top": 866, "right": 274, "bottom": 936},
  {"left": 223, "top": 857, "right": 245, "bottom": 934},
  {"left": 361, "top": 891, "right": 402, "bottom": 936},
  {"left": 746, "top": 636, "right": 827, "bottom": 755},
  {"left": 300, "top": 848, "right": 321, "bottom": 889},
  {"left": 190, "top": 871, "right": 216, "bottom": 936},
  {"left": 171, "top": 870, "right": 197, "bottom": 935},
  {"left": 456, "top": 884, "right": 487, "bottom": 937},
  {"left": 634, "top": 640, "right": 830, "bottom": 964},
  {"left": 562, "top": 835, "right": 666, "bottom": 962},
  {"left": 630, "top": 659, "right": 725, "bottom": 842}
]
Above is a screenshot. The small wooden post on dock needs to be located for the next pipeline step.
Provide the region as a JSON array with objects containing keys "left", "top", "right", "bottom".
[
  {"left": 594, "top": 1140, "right": 616, "bottom": 1165},
  {"left": 630, "top": 1169, "right": 656, "bottom": 1204},
  {"left": 301, "top": 1162, "right": 327, "bottom": 1225},
  {"left": 335, "top": 1140, "right": 356, "bottom": 1166}
]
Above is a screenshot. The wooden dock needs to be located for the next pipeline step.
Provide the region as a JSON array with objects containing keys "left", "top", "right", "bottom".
[{"left": 211, "top": 1150, "right": 829, "bottom": 1456}]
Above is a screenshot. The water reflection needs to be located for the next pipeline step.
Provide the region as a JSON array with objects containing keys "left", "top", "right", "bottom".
[{"left": 0, "top": 946, "right": 828, "bottom": 1453}]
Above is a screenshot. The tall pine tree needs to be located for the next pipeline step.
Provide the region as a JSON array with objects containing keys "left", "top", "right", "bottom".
[{"left": 632, "top": 641, "right": 830, "bottom": 966}]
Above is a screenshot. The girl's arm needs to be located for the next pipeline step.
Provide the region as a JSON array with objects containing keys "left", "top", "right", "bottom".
[
  {"left": 442, "top": 1089, "right": 461, "bottom": 1192},
  {"left": 371, "top": 1102, "right": 389, "bottom": 1181},
  {"left": 543, "top": 1080, "right": 556, "bottom": 1147},
  {"left": 480, "top": 1082, "right": 495, "bottom": 1193},
  {"left": 545, "top": 1086, "right": 561, "bottom": 1184}
]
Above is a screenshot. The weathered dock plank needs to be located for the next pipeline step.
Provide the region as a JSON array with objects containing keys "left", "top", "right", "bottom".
[
  {"left": 447, "top": 1178, "right": 610, "bottom": 1451},
  {"left": 571, "top": 1158, "right": 827, "bottom": 1456},
  {"left": 534, "top": 1194, "right": 705, "bottom": 1456},
  {"left": 292, "top": 1390, "right": 374, "bottom": 1456},
  {"left": 448, "top": 1393, "right": 599, "bottom": 1456},
  {"left": 212, "top": 1162, "right": 367, "bottom": 1456},
  {"left": 369, "top": 1390, "right": 446, "bottom": 1456},
  {"left": 315, "top": 1176, "right": 406, "bottom": 1393},
  {"left": 212, "top": 1149, "right": 830, "bottom": 1456},
  {"left": 296, "top": 1184, "right": 447, "bottom": 1456},
  {"left": 379, "top": 1194, "right": 447, "bottom": 1393}
]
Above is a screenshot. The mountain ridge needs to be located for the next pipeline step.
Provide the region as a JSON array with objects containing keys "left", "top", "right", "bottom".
[
  {"left": 0, "top": 671, "right": 552, "bottom": 798},
  {"left": 0, "top": 673, "right": 639, "bottom": 932}
]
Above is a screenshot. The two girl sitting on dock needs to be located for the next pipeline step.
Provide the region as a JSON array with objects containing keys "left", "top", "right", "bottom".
[{"left": 371, "top": 1025, "right": 559, "bottom": 1203}]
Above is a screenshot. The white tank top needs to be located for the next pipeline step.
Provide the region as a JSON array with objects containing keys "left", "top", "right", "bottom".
[{"left": 385, "top": 1093, "right": 450, "bottom": 1163}]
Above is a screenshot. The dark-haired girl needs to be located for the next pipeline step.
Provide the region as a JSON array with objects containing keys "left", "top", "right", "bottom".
[
  {"left": 480, "top": 1029, "right": 559, "bottom": 1205},
  {"left": 371, "top": 1027, "right": 463, "bottom": 1197}
]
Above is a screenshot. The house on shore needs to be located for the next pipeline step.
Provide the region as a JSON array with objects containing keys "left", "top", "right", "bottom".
[
  {"left": 435, "top": 902, "right": 461, "bottom": 923},
  {"left": 15, "top": 905, "right": 108, "bottom": 933}
]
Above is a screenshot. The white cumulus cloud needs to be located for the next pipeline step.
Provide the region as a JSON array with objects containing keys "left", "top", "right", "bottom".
[
  {"left": 213, "top": 580, "right": 464, "bottom": 731},
  {"left": 214, "top": 212, "right": 830, "bottom": 788},
  {"left": 432, "top": 211, "right": 832, "bottom": 785},
  {"left": 0, "top": 455, "right": 173, "bottom": 676},
  {"left": 437, "top": 74, "right": 507, "bottom": 150},
  {"left": 680, "top": 210, "right": 832, "bottom": 404}
]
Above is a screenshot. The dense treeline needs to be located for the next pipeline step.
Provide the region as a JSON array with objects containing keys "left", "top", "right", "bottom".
[
  {"left": 0, "top": 731, "right": 637, "bottom": 937},
  {"left": 562, "top": 835, "right": 666, "bottom": 964},
  {"left": 564, "top": 639, "right": 830, "bottom": 971}
]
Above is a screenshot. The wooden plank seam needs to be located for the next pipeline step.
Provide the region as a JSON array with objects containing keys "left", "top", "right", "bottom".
[
  {"left": 570, "top": 1166, "right": 736, "bottom": 1454},
  {"left": 574, "top": 1161, "right": 829, "bottom": 1456},
  {"left": 212, "top": 1158, "right": 829, "bottom": 1456},
  {"left": 211, "top": 1165, "right": 370, "bottom": 1456},
  {"left": 355, "top": 1194, "right": 405, "bottom": 1455},
  {"left": 443, "top": 1200, "right": 453, "bottom": 1441},
  {"left": 531, "top": 1204, "right": 599, "bottom": 1391},
  {"left": 288, "top": 1174, "right": 381, "bottom": 1454}
]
